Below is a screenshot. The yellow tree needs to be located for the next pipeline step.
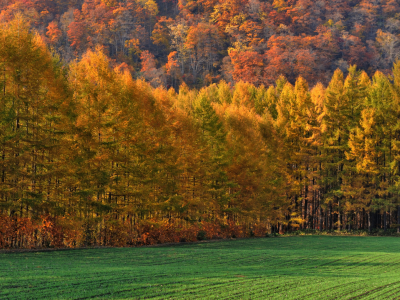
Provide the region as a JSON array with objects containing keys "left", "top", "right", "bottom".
[
  {"left": 0, "top": 15, "right": 68, "bottom": 219},
  {"left": 276, "top": 77, "right": 321, "bottom": 229},
  {"left": 321, "top": 67, "right": 367, "bottom": 230},
  {"left": 66, "top": 49, "right": 123, "bottom": 243},
  {"left": 221, "top": 102, "right": 287, "bottom": 231},
  {"left": 345, "top": 108, "right": 382, "bottom": 232}
]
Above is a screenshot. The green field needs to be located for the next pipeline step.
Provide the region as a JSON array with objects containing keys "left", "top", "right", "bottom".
[{"left": 1, "top": 236, "right": 400, "bottom": 299}]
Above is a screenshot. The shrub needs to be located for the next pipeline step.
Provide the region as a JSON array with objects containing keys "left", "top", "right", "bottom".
[{"left": 197, "top": 230, "right": 207, "bottom": 241}]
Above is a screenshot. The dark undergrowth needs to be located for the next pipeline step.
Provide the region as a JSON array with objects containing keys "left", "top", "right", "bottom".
[{"left": 279, "top": 228, "right": 400, "bottom": 237}]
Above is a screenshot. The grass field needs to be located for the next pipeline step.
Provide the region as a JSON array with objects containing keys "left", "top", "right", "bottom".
[{"left": 1, "top": 236, "right": 400, "bottom": 299}]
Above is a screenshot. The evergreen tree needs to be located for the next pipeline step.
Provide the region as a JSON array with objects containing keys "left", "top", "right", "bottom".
[{"left": 0, "top": 15, "right": 67, "bottom": 218}]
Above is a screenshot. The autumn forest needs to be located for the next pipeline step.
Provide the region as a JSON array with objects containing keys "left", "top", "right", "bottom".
[{"left": 2, "top": 0, "right": 400, "bottom": 249}]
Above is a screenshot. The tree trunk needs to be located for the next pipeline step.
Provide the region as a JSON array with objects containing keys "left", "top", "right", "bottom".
[
  {"left": 397, "top": 205, "right": 400, "bottom": 233},
  {"left": 319, "top": 206, "right": 323, "bottom": 232},
  {"left": 342, "top": 213, "right": 346, "bottom": 231},
  {"left": 337, "top": 198, "right": 341, "bottom": 231},
  {"left": 304, "top": 199, "right": 308, "bottom": 229},
  {"left": 384, "top": 210, "right": 387, "bottom": 232},
  {"left": 368, "top": 212, "right": 371, "bottom": 233}
]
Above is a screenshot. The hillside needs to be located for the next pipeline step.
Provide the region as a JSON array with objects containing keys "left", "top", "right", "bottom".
[{"left": 1, "top": 0, "right": 400, "bottom": 89}]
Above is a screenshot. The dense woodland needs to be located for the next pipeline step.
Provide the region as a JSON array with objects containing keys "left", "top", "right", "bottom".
[
  {"left": 2, "top": 0, "right": 400, "bottom": 89},
  {"left": 3, "top": 3, "right": 400, "bottom": 248}
]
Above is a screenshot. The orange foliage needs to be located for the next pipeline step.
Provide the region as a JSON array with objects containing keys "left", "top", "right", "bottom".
[
  {"left": 229, "top": 50, "right": 264, "bottom": 85},
  {"left": 265, "top": 35, "right": 321, "bottom": 85},
  {"left": 46, "top": 21, "right": 62, "bottom": 44},
  {"left": 1, "top": 0, "right": 397, "bottom": 88},
  {"left": 166, "top": 51, "right": 179, "bottom": 75},
  {"left": 0, "top": 215, "right": 270, "bottom": 249},
  {"left": 68, "top": 20, "right": 87, "bottom": 51}
]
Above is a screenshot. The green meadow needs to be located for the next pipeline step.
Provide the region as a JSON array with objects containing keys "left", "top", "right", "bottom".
[{"left": 1, "top": 236, "right": 400, "bottom": 299}]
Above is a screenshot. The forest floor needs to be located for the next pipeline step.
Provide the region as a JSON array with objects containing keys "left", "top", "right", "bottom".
[{"left": 1, "top": 236, "right": 400, "bottom": 299}]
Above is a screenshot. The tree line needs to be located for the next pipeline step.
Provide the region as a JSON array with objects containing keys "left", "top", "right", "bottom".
[{"left": 1, "top": 17, "right": 400, "bottom": 248}]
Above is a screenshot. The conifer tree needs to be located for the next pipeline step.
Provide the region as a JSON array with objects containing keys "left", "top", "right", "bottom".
[
  {"left": 388, "top": 61, "right": 400, "bottom": 232},
  {"left": 345, "top": 108, "right": 380, "bottom": 231},
  {"left": 194, "top": 91, "right": 234, "bottom": 221},
  {"left": 275, "top": 77, "right": 321, "bottom": 229},
  {"left": 322, "top": 66, "right": 367, "bottom": 230},
  {"left": 0, "top": 15, "right": 67, "bottom": 218}
]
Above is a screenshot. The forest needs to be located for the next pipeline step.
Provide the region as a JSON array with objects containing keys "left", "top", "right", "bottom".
[
  {"left": 2, "top": 0, "right": 400, "bottom": 89},
  {"left": 2, "top": 1, "right": 400, "bottom": 249}
]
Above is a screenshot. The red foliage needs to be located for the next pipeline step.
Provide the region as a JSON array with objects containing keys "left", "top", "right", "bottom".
[
  {"left": 264, "top": 35, "right": 327, "bottom": 85},
  {"left": 46, "top": 21, "right": 62, "bottom": 44},
  {"left": 0, "top": 215, "right": 64, "bottom": 249},
  {"left": 229, "top": 50, "right": 264, "bottom": 85},
  {"left": 68, "top": 21, "right": 87, "bottom": 51},
  {"left": 0, "top": 215, "right": 270, "bottom": 249},
  {"left": 0, "top": 215, "right": 37, "bottom": 249},
  {"left": 140, "top": 50, "right": 157, "bottom": 72},
  {"left": 0, "top": 0, "right": 395, "bottom": 88}
]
